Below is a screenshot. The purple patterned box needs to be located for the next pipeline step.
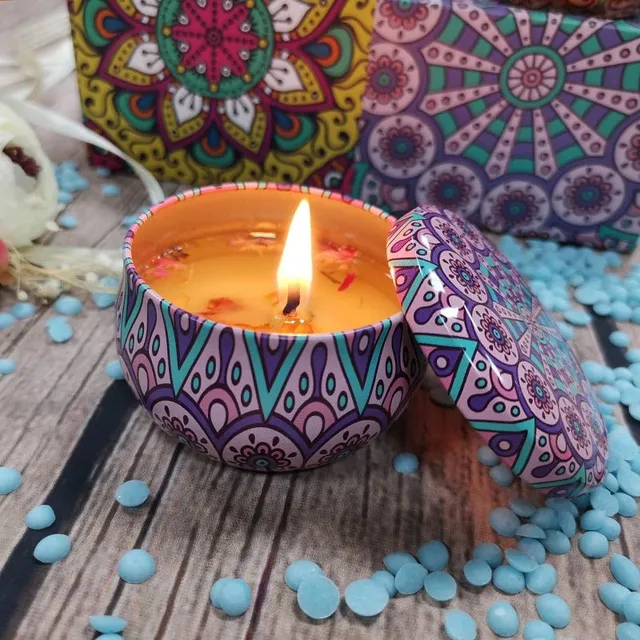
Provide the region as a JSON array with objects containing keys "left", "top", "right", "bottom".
[{"left": 351, "top": 0, "right": 640, "bottom": 251}]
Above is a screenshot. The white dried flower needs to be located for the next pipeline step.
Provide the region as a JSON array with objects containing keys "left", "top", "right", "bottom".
[
  {"left": 36, "top": 278, "right": 62, "bottom": 299},
  {"left": 17, "top": 290, "right": 28, "bottom": 301}
]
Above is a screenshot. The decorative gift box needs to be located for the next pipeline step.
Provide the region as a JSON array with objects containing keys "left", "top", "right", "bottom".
[{"left": 69, "top": 0, "right": 640, "bottom": 251}]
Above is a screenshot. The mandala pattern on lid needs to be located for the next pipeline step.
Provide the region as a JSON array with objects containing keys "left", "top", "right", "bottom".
[{"left": 386, "top": 205, "right": 608, "bottom": 496}]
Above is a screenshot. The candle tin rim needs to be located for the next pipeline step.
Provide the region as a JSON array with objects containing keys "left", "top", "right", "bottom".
[{"left": 122, "top": 182, "right": 405, "bottom": 339}]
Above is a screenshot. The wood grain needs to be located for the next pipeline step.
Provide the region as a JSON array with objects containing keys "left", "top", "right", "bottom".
[{"left": 0, "top": 2, "right": 639, "bottom": 638}]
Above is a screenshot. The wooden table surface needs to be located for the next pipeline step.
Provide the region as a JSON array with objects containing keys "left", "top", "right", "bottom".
[{"left": 1, "top": 2, "right": 639, "bottom": 639}]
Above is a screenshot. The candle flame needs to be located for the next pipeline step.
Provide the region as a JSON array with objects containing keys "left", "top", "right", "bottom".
[{"left": 277, "top": 199, "right": 312, "bottom": 314}]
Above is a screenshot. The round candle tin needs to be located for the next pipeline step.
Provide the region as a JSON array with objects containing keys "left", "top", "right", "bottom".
[{"left": 117, "top": 183, "right": 423, "bottom": 471}]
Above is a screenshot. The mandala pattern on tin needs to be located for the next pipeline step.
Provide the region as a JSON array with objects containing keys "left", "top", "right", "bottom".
[
  {"left": 387, "top": 205, "right": 608, "bottom": 496},
  {"left": 356, "top": 0, "right": 640, "bottom": 250},
  {"left": 71, "top": 0, "right": 373, "bottom": 183},
  {"left": 116, "top": 183, "right": 423, "bottom": 472}
]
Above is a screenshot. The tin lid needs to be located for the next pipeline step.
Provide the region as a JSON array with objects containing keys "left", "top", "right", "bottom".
[{"left": 386, "top": 206, "right": 608, "bottom": 497}]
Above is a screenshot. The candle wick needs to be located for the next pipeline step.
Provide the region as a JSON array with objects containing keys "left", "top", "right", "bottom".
[{"left": 282, "top": 285, "right": 301, "bottom": 315}]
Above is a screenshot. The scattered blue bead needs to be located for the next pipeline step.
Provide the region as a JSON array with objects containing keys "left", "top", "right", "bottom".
[
  {"left": 105, "top": 360, "right": 124, "bottom": 380},
  {"left": 423, "top": 571, "right": 457, "bottom": 602},
  {"left": 624, "top": 593, "right": 640, "bottom": 625},
  {"left": 25, "top": 505, "right": 55, "bottom": 530},
  {"left": 33, "top": 534, "right": 71, "bottom": 563},
  {"left": 11, "top": 302, "right": 36, "bottom": 319},
  {"left": 115, "top": 480, "right": 149, "bottom": 508},
  {"left": 591, "top": 486, "right": 621, "bottom": 516},
  {"left": 297, "top": 575, "right": 339, "bottom": 620},
  {"left": 345, "top": 578, "right": 389, "bottom": 616},
  {"left": 0, "top": 359, "right": 17, "bottom": 376},
  {"left": 0, "top": 467, "right": 22, "bottom": 494},
  {"left": 617, "top": 622, "right": 640, "bottom": 640},
  {"left": 486, "top": 601, "right": 519, "bottom": 638},
  {"left": 493, "top": 565, "right": 525, "bottom": 595},
  {"left": 47, "top": 318, "right": 73, "bottom": 343},
  {"left": 463, "top": 559, "right": 492, "bottom": 587},
  {"left": 605, "top": 473, "right": 620, "bottom": 494},
  {"left": 489, "top": 508, "right": 521, "bottom": 537},
  {"left": 218, "top": 578, "right": 251, "bottom": 617},
  {"left": 557, "top": 511, "right": 577, "bottom": 538},
  {"left": 89, "top": 615, "right": 128, "bottom": 634},
  {"left": 285, "top": 560, "right": 323, "bottom": 592},
  {"left": 626, "top": 349, "right": 640, "bottom": 364},
  {"left": 622, "top": 388, "right": 640, "bottom": 407},
  {"left": 563, "top": 310, "right": 591, "bottom": 326},
  {"left": 600, "top": 517, "right": 622, "bottom": 542},
  {"left": 509, "top": 497, "right": 537, "bottom": 518},
  {"left": 210, "top": 577, "right": 234, "bottom": 608},
  {"left": 599, "top": 582, "right": 631, "bottom": 614},
  {"left": 579, "top": 531, "right": 609, "bottom": 558},
  {"left": 505, "top": 549, "right": 538, "bottom": 573},
  {"left": 611, "top": 554, "right": 640, "bottom": 591},
  {"left": 395, "top": 563, "right": 427, "bottom": 595},
  {"left": 616, "top": 492, "right": 638, "bottom": 517},
  {"left": 444, "top": 610, "right": 477, "bottom": 640},
  {"left": 102, "top": 184, "right": 121, "bottom": 197},
  {"left": 490, "top": 465, "right": 514, "bottom": 487},
  {"left": 371, "top": 570, "right": 396, "bottom": 598},
  {"left": 517, "top": 538, "right": 547, "bottom": 565},
  {"left": 631, "top": 405, "right": 640, "bottom": 422},
  {"left": 598, "top": 385, "right": 622, "bottom": 404},
  {"left": 523, "top": 620, "right": 555, "bottom": 640},
  {"left": 557, "top": 321, "right": 574, "bottom": 340},
  {"left": 580, "top": 508, "right": 607, "bottom": 531},
  {"left": 516, "top": 524, "right": 546, "bottom": 540},
  {"left": 417, "top": 540, "right": 449, "bottom": 571},
  {"left": 615, "top": 367, "right": 634, "bottom": 381},
  {"left": 575, "top": 286, "right": 603, "bottom": 306},
  {"left": 477, "top": 446, "right": 500, "bottom": 467},
  {"left": 536, "top": 593, "right": 570, "bottom": 629},
  {"left": 57, "top": 213, "right": 78, "bottom": 229},
  {"left": 582, "top": 361, "right": 605, "bottom": 384},
  {"left": 612, "top": 303, "right": 633, "bottom": 322},
  {"left": 57, "top": 190, "right": 73, "bottom": 204},
  {"left": 531, "top": 508, "right": 558, "bottom": 530},
  {"left": 96, "top": 167, "right": 111, "bottom": 177},
  {"left": 594, "top": 301, "right": 612, "bottom": 316},
  {"left": 473, "top": 543, "right": 502, "bottom": 569},
  {"left": 619, "top": 466, "right": 640, "bottom": 498},
  {"left": 53, "top": 295, "right": 83, "bottom": 316},
  {"left": 0, "top": 313, "right": 16, "bottom": 329},
  {"left": 117, "top": 549, "right": 156, "bottom": 583},
  {"left": 392, "top": 452, "right": 419, "bottom": 474},
  {"left": 92, "top": 276, "right": 120, "bottom": 309},
  {"left": 383, "top": 551, "right": 417, "bottom": 575},
  {"left": 525, "top": 563, "right": 557, "bottom": 595},
  {"left": 95, "top": 635, "right": 122, "bottom": 640}
]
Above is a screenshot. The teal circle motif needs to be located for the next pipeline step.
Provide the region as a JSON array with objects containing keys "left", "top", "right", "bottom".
[
  {"left": 191, "top": 374, "right": 201, "bottom": 393},
  {"left": 206, "top": 357, "right": 216, "bottom": 378},
  {"left": 232, "top": 363, "right": 241, "bottom": 384},
  {"left": 156, "top": 0, "right": 275, "bottom": 100},
  {"left": 499, "top": 46, "right": 565, "bottom": 109}
]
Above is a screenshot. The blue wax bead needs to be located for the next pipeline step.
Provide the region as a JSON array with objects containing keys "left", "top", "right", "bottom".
[
  {"left": 606, "top": 251, "right": 623, "bottom": 268},
  {"left": 602, "top": 368, "right": 617, "bottom": 384},
  {"left": 92, "top": 276, "right": 120, "bottom": 309},
  {"left": 542, "top": 530, "right": 571, "bottom": 555},
  {"left": 218, "top": 578, "right": 251, "bottom": 617},
  {"left": 523, "top": 620, "right": 555, "bottom": 640},
  {"left": 575, "top": 286, "right": 603, "bottom": 306},
  {"left": 0, "top": 467, "right": 22, "bottom": 494},
  {"left": 477, "top": 446, "right": 500, "bottom": 467},
  {"left": 580, "top": 508, "right": 607, "bottom": 531},
  {"left": 489, "top": 508, "right": 521, "bottom": 537},
  {"left": 619, "top": 467, "right": 640, "bottom": 497},
  {"left": 417, "top": 540, "right": 449, "bottom": 571},
  {"left": 345, "top": 578, "right": 389, "bottom": 616},
  {"left": 517, "top": 538, "right": 547, "bottom": 564},
  {"left": 557, "top": 511, "right": 577, "bottom": 538},
  {"left": 598, "top": 385, "right": 621, "bottom": 404},
  {"left": 599, "top": 402, "right": 614, "bottom": 414},
  {"left": 599, "top": 582, "right": 632, "bottom": 614},
  {"left": 593, "top": 301, "right": 612, "bottom": 316},
  {"left": 210, "top": 577, "right": 234, "bottom": 608},
  {"left": 531, "top": 508, "right": 558, "bottom": 530},
  {"left": 525, "top": 563, "right": 557, "bottom": 595},
  {"left": 383, "top": 551, "right": 417, "bottom": 575},
  {"left": 0, "top": 312, "right": 16, "bottom": 329},
  {"left": 557, "top": 322, "right": 574, "bottom": 340},
  {"left": 12, "top": 302, "right": 36, "bottom": 319},
  {"left": 285, "top": 560, "right": 323, "bottom": 591},
  {"left": 117, "top": 549, "right": 156, "bottom": 583},
  {"left": 546, "top": 497, "right": 578, "bottom": 516},
  {"left": 579, "top": 531, "right": 609, "bottom": 558},
  {"left": 624, "top": 593, "right": 640, "bottom": 625},
  {"left": 611, "top": 331, "right": 632, "bottom": 348},
  {"left": 616, "top": 493, "right": 638, "bottom": 517},
  {"left": 53, "top": 295, "right": 83, "bottom": 316},
  {"left": 516, "top": 524, "right": 546, "bottom": 540},
  {"left": 490, "top": 465, "right": 514, "bottom": 487},
  {"left": 493, "top": 565, "right": 525, "bottom": 595},
  {"left": 553, "top": 299, "right": 570, "bottom": 313},
  {"left": 486, "top": 601, "right": 519, "bottom": 638},
  {"left": 617, "top": 622, "right": 640, "bottom": 640},
  {"left": 509, "top": 497, "right": 537, "bottom": 518},
  {"left": 627, "top": 349, "right": 640, "bottom": 364},
  {"left": 612, "top": 302, "right": 633, "bottom": 322},
  {"left": 581, "top": 361, "right": 605, "bottom": 384},
  {"left": 505, "top": 549, "right": 538, "bottom": 573},
  {"left": 392, "top": 452, "right": 419, "bottom": 474},
  {"left": 33, "top": 534, "right": 71, "bottom": 563},
  {"left": 615, "top": 367, "right": 634, "bottom": 381},
  {"left": 371, "top": 570, "right": 396, "bottom": 598},
  {"left": 102, "top": 184, "right": 121, "bottom": 197},
  {"left": 89, "top": 616, "right": 128, "bottom": 634},
  {"left": 563, "top": 310, "right": 591, "bottom": 326},
  {"left": 57, "top": 213, "right": 78, "bottom": 229},
  {"left": 48, "top": 318, "right": 73, "bottom": 343},
  {"left": 96, "top": 167, "right": 111, "bottom": 177},
  {"left": 605, "top": 473, "right": 620, "bottom": 494},
  {"left": 617, "top": 380, "right": 635, "bottom": 393},
  {"left": 297, "top": 576, "right": 339, "bottom": 620},
  {"left": 96, "top": 635, "right": 123, "bottom": 640},
  {"left": 115, "top": 480, "right": 150, "bottom": 507},
  {"left": 25, "top": 505, "right": 55, "bottom": 530},
  {"left": 121, "top": 214, "right": 139, "bottom": 228},
  {"left": 57, "top": 190, "right": 73, "bottom": 204},
  {"left": 444, "top": 610, "right": 477, "bottom": 640},
  {"left": 609, "top": 452, "right": 624, "bottom": 473},
  {"left": 631, "top": 405, "right": 640, "bottom": 422},
  {"left": 473, "top": 543, "right": 502, "bottom": 569},
  {"left": 105, "top": 360, "right": 124, "bottom": 380},
  {"left": 395, "top": 563, "right": 427, "bottom": 595},
  {"left": 536, "top": 594, "right": 570, "bottom": 629},
  {"left": 611, "top": 554, "right": 640, "bottom": 591},
  {"left": 610, "top": 430, "right": 640, "bottom": 460},
  {"left": 463, "top": 559, "right": 492, "bottom": 587},
  {"left": 633, "top": 308, "right": 640, "bottom": 325},
  {"left": 423, "top": 571, "right": 457, "bottom": 602}
]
